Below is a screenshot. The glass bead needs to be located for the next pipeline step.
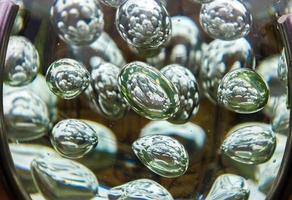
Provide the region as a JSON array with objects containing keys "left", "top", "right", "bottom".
[
  {"left": 50, "top": 0, "right": 104, "bottom": 46},
  {"left": 221, "top": 122, "right": 276, "bottom": 164},
  {"left": 140, "top": 121, "right": 206, "bottom": 162},
  {"left": 271, "top": 96, "right": 289, "bottom": 134},
  {"left": 217, "top": 68, "right": 269, "bottom": 114},
  {"left": 132, "top": 135, "right": 189, "bottom": 178},
  {"left": 5, "top": 36, "right": 39, "bottom": 86},
  {"left": 86, "top": 62, "right": 128, "bottom": 120},
  {"left": 46, "top": 58, "right": 90, "bottom": 99},
  {"left": 31, "top": 156, "right": 98, "bottom": 200},
  {"left": 200, "top": 38, "right": 255, "bottom": 103},
  {"left": 4, "top": 90, "right": 50, "bottom": 141},
  {"left": 206, "top": 174, "right": 250, "bottom": 200},
  {"left": 161, "top": 64, "right": 200, "bottom": 124},
  {"left": 50, "top": 119, "right": 98, "bottom": 159},
  {"left": 118, "top": 61, "right": 180, "bottom": 120},
  {"left": 108, "top": 179, "right": 173, "bottom": 200},
  {"left": 116, "top": 0, "right": 171, "bottom": 49},
  {"left": 200, "top": 0, "right": 252, "bottom": 40}
]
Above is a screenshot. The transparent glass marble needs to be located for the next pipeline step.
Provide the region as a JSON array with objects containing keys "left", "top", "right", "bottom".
[
  {"left": 71, "top": 32, "right": 126, "bottom": 69},
  {"left": 108, "top": 179, "right": 173, "bottom": 200},
  {"left": 118, "top": 61, "right": 180, "bottom": 120},
  {"left": 9, "top": 144, "right": 59, "bottom": 194},
  {"left": 116, "top": 0, "right": 171, "bottom": 49},
  {"left": 46, "top": 58, "right": 90, "bottom": 99},
  {"left": 206, "top": 174, "right": 250, "bottom": 200},
  {"left": 50, "top": 119, "right": 98, "bottom": 159},
  {"left": 99, "top": 0, "right": 126, "bottom": 7},
  {"left": 278, "top": 49, "right": 288, "bottom": 86},
  {"left": 140, "top": 121, "right": 206, "bottom": 162},
  {"left": 4, "top": 90, "right": 50, "bottom": 141},
  {"left": 161, "top": 64, "right": 200, "bottom": 124},
  {"left": 200, "top": 0, "right": 252, "bottom": 40},
  {"left": 31, "top": 156, "right": 99, "bottom": 200},
  {"left": 50, "top": 0, "right": 104, "bottom": 46},
  {"left": 86, "top": 61, "right": 128, "bottom": 120},
  {"left": 5, "top": 36, "right": 39, "bottom": 86},
  {"left": 132, "top": 135, "right": 189, "bottom": 178},
  {"left": 217, "top": 68, "right": 269, "bottom": 114},
  {"left": 200, "top": 38, "right": 255, "bottom": 103},
  {"left": 221, "top": 122, "right": 276, "bottom": 165}
]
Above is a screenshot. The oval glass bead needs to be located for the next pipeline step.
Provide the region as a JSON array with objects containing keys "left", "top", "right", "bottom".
[
  {"left": 132, "top": 135, "right": 189, "bottom": 178},
  {"left": 161, "top": 64, "right": 200, "bottom": 124},
  {"left": 31, "top": 156, "right": 98, "bottom": 200},
  {"left": 116, "top": 0, "right": 171, "bottom": 49},
  {"left": 50, "top": 119, "right": 98, "bottom": 159},
  {"left": 118, "top": 61, "right": 180, "bottom": 120},
  {"left": 50, "top": 0, "right": 104, "bottom": 46},
  {"left": 140, "top": 121, "right": 206, "bottom": 162},
  {"left": 221, "top": 122, "right": 276, "bottom": 164},
  {"left": 217, "top": 68, "right": 269, "bottom": 114},
  {"left": 5, "top": 36, "right": 39, "bottom": 86},
  {"left": 200, "top": 0, "right": 252, "bottom": 40},
  {"left": 200, "top": 38, "right": 255, "bottom": 103},
  {"left": 206, "top": 174, "right": 250, "bottom": 200},
  {"left": 4, "top": 90, "right": 50, "bottom": 141},
  {"left": 46, "top": 58, "right": 90, "bottom": 99},
  {"left": 108, "top": 179, "right": 173, "bottom": 200},
  {"left": 87, "top": 62, "right": 128, "bottom": 120}
]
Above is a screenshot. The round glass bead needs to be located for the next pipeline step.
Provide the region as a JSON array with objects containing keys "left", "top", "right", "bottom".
[
  {"left": 5, "top": 36, "right": 39, "bottom": 86},
  {"left": 118, "top": 61, "right": 180, "bottom": 120},
  {"left": 46, "top": 58, "right": 90, "bottom": 99},
  {"left": 200, "top": 0, "right": 252, "bottom": 40},
  {"left": 217, "top": 68, "right": 269, "bottom": 114},
  {"left": 50, "top": 0, "right": 104, "bottom": 46},
  {"left": 116, "top": 0, "right": 171, "bottom": 49},
  {"left": 50, "top": 119, "right": 98, "bottom": 159}
]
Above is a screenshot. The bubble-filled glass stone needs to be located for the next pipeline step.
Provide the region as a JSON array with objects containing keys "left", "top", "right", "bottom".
[
  {"left": 118, "top": 61, "right": 180, "bottom": 120},
  {"left": 200, "top": 0, "right": 252, "bottom": 40},
  {"left": 4, "top": 90, "right": 50, "bottom": 141},
  {"left": 161, "top": 64, "right": 200, "bottom": 124},
  {"left": 10, "top": 144, "right": 59, "bottom": 193},
  {"left": 99, "top": 0, "right": 126, "bottom": 7},
  {"left": 200, "top": 38, "right": 255, "bottom": 103},
  {"left": 278, "top": 49, "right": 288, "bottom": 85},
  {"left": 71, "top": 32, "right": 126, "bottom": 69},
  {"left": 5, "top": 36, "right": 39, "bottom": 86},
  {"left": 87, "top": 61, "right": 128, "bottom": 120},
  {"left": 206, "top": 174, "right": 250, "bottom": 200},
  {"left": 132, "top": 135, "right": 189, "bottom": 177},
  {"left": 50, "top": 119, "right": 98, "bottom": 159},
  {"left": 46, "top": 58, "right": 90, "bottom": 99},
  {"left": 221, "top": 123, "right": 276, "bottom": 164},
  {"left": 50, "top": 0, "right": 104, "bottom": 46},
  {"left": 31, "top": 156, "right": 98, "bottom": 200},
  {"left": 217, "top": 68, "right": 269, "bottom": 114},
  {"left": 116, "top": 0, "right": 171, "bottom": 49},
  {"left": 108, "top": 179, "right": 173, "bottom": 200},
  {"left": 140, "top": 121, "right": 206, "bottom": 162}
]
